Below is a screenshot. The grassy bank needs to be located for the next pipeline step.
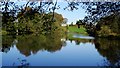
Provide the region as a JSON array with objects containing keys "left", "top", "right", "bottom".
[
  {"left": 68, "top": 25, "right": 88, "bottom": 35},
  {"left": 67, "top": 25, "right": 88, "bottom": 40}
]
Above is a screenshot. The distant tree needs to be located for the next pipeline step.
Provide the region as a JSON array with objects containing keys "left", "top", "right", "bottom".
[
  {"left": 76, "top": 20, "right": 82, "bottom": 28},
  {"left": 63, "top": 18, "right": 68, "bottom": 24},
  {"left": 70, "top": 22, "right": 73, "bottom": 26}
]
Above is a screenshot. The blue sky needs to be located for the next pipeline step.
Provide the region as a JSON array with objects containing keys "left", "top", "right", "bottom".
[{"left": 56, "top": 2, "right": 87, "bottom": 24}]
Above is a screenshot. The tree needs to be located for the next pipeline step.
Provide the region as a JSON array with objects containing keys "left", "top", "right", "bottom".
[
  {"left": 76, "top": 20, "right": 82, "bottom": 28},
  {"left": 96, "top": 13, "right": 120, "bottom": 36},
  {"left": 63, "top": 1, "right": 120, "bottom": 23},
  {"left": 63, "top": 18, "right": 68, "bottom": 24},
  {"left": 70, "top": 22, "right": 73, "bottom": 26},
  {"left": 81, "top": 2, "right": 120, "bottom": 23},
  {"left": 1, "top": 0, "right": 120, "bottom": 35},
  {"left": 0, "top": 0, "right": 63, "bottom": 34},
  {"left": 80, "top": 2, "right": 120, "bottom": 36}
]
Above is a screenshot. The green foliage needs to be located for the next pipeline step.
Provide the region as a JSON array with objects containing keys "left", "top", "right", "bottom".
[
  {"left": 17, "top": 12, "right": 45, "bottom": 33},
  {"left": 76, "top": 20, "right": 83, "bottom": 28},
  {"left": 0, "top": 30, "right": 7, "bottom": 35},
  {"left": 1, "top": 1, "right": 65, "bottom": 35},
  {"left": 76, "top": 20, "right": 82, "bottom": 25},
  {"left": 2, "top": 28, "right": 66, "bottom": 56},
  {"left": 2, "top": 10, "right": 64, "bottom": 34},
  {"left": 96, "top": 13, "right": 120, "bottom": 37},
  {"left": 97, "top": 26, "right": 113, "bottom": 37},
  {"left": 68, "top": 25, "right": 88, "bottom": 35}
]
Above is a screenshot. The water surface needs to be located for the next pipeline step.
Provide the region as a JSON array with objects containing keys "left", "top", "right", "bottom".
[{"left": 1, "top": 34, "right": 120, "bottom": 66}]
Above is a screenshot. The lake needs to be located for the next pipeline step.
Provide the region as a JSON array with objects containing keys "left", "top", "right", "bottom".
[{"left": 1, "top": 34, "right": 120, "bottom": 66}]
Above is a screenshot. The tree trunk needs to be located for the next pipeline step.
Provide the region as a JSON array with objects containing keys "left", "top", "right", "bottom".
[{"left": 78, "top": 24, "right": 80, "bottom": 28}]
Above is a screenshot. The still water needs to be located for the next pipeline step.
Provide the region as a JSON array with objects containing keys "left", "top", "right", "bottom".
[{"left": 1, "top": 34, "right": 120, "bottom": 66}]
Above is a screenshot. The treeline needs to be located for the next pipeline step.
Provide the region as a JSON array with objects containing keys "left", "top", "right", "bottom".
[
  {"left": 2, "top": 34, "right": 66, "bottom": 56},
  {"left": 85, "top": 12, "right": 120, "bottom": 38},
  {"left": 0, "top": 1, "right": 65, "bottom": 35},
  {"left": 2, "top": 6, "right": 64, "bottom": 35},
  {"left": 95, "top": 12, "right": 120, "bottom": 37},
  {"left": 74, "top": 12, "right": 120, "bottom": 38}
]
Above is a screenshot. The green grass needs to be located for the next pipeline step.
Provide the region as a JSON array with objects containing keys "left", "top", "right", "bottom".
[
  {"left": 67, "top": 25, "right": 89, "bottom": 40},
  {"left": 68, "top": 25, "right": 88, "bottom": 35}
]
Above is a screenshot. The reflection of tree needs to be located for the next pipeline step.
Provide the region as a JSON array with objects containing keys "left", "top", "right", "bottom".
[
  {"left": 2, "top": 29, "right": 66, "bottom": 56},
  {"left": 2, "top": 35, "right": 15, "bottom": 53},
  {"left": 75, "top": 40, "right": 81, "bottom": 45},
  {"left": 102, "top": 58, "right": 120, "bottom": 67},
  {"left": 16, "top": 30, "right": 66, "bottom": 56},
  {"left": 95, "top": 38, "right": 120, "bottom": 66},
  {"left": 69, "top": 39, "right": 94, "bottom": 45},
  {"left": 13, "top": 58, "right": 29, "bottom": 67}
]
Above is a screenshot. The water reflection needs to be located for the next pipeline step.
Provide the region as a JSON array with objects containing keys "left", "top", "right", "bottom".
[
  {"left": 73, "top": 34, "right": 95, "bottom": 39},
  {"left": 2, "top": 34, "right": 66, "bottom": 56},
  {"left": 1, "top": 34, "right": 120, "bottom": 66},
  {"left": 2, "top": 35, "right": 15, "bottom": 53},
  {"left": 95, "top": 38, "right": 120, "bottom": 66},
  {"left": 13, "top": 58, "right": 30, "bottom": 66}
]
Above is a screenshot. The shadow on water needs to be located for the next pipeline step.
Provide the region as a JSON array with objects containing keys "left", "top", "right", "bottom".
[
  {"left": 2, "top": 34, "right": 66, "bottom": 57},
  {"left": 1, "top": 33, "right": 120, "bottom": 66},
  {"left": 94, "top": 38, "right": 120, "bottom": 66}
]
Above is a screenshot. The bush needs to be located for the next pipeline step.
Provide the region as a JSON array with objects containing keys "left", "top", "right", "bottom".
[{"left": 97, "top": 26, "right": 117, "bottom": 37}]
